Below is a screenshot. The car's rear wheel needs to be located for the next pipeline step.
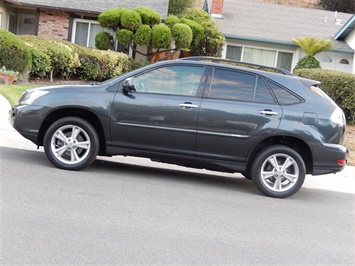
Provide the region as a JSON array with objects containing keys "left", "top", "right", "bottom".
[
  {"left": 251, "top": 145, "right": 306, "bottom": 198},
  {"left": 44, "top": 117, "right": 99, "bottom": 170}
]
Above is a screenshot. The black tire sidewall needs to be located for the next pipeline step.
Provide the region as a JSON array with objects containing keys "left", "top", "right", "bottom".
[
  {"left": 251, "top": 145, "right": 306, "bottom": 198},
  {"left": 43, "top": 117, "right": 99, "bottom": 170}
]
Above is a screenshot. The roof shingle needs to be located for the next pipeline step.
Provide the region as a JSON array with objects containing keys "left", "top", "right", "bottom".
[
  {"left": 10, "top": 0, "right": 169, "bottom": 18},
  {"left": 214, "top": 0, "right": 353, "bottom": 50}
]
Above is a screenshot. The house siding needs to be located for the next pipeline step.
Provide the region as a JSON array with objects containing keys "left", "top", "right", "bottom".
[{"left": 37, "top": 10, "right": 70, "bottom": 40}]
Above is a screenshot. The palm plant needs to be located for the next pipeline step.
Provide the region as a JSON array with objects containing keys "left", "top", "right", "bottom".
[{"left": 292, "top": 36, "right": 334, "bottom": 69}]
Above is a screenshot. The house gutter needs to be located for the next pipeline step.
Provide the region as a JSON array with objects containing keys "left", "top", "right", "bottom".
[
  {"left": 223, "top": 34, "right": 354, "bottom": 54},
  {"left": 4, "top": 0, "right": 99, "bottom": 15}
]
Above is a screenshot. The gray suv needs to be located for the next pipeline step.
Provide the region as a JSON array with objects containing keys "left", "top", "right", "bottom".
[{"left": 9, "top": 57, "right": 349, "bottom": 198}]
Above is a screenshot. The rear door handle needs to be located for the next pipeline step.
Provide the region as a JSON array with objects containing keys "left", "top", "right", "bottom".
[
  {"left": 260, "top": 110, "right": 278, "bottom": 116},
  {"left": 179, "top": 102, "right": 198, "bottom": 109}
]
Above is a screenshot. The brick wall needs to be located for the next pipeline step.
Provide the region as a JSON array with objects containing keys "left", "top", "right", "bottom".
[
  {"left": 37, "top": 10, "right": 70, "bottom": 40},
  {"left": 211, "top": 0, "right": 225, "bottom": 15}
]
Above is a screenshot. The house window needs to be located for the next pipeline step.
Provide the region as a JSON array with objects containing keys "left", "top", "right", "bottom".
[
  {"left": 322, "top": 56, "right": 332, "bottom": 62},
  {"left": 226, "top": 45, "right": 293, "bottom": 71},
  {"left": 72, "top": 19, "right": 102, "bottom": 48},
  {"left": 226, "top": 46, "right": 242, "bottom": 60},
  {"left": 340, "top": 59, "right": 349, "bottom": 64},
  {"left": 8, "top": 13, "right": 16, "bottom": 33}
]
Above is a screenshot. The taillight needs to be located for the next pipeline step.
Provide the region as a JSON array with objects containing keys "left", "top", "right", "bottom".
[
  {"left": 337, "top": 159, "right": 347, "bottom": 165},
  {"left": 330, "top": 107, "right": 346, "bottom": 126}
]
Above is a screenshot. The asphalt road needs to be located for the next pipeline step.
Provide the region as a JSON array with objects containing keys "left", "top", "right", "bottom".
[{"left": 1, "top": 95, "right": 354, "bottom": 265}]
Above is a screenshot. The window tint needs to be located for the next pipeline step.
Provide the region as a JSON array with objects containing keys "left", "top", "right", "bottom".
[
  {"left": 254, "top": 77, "right": 275, "bottom": 104},
  {"left": 268, "top": 81, "right": 302, "bottom": 105},
  {"left": 209, "top": 69, "right": 256, "bottom": 102},
  {"left": 134, "top": 65, "right": 204, "bottom": 96}
]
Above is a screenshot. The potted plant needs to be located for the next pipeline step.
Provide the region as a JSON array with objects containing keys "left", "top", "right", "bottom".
[{"left": 0, "top": 66, "right": 19, "bottom": 85}]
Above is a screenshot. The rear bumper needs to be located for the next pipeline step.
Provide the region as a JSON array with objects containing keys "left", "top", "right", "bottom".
[{"left": 312, "top": 142, "right": 349, "bottom": 175}]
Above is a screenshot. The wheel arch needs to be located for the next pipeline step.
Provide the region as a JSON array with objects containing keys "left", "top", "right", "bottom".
[
  {"left": 38, "top": 108, "right": 107, "bottom": 155},
  {"left": 246, "top": 136, "right": 313, "bottom": 174}
]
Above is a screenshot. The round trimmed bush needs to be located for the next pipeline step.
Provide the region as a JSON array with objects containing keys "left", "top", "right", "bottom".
[{"left": 0, "top": 29, "right": 31, "bottom": 73}]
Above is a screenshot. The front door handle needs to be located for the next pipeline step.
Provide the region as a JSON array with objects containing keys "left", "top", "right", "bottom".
[
  {"left": 260, "top": 110, "right": 278, "bottom": 116},
  {"left": 179, "top": 102, "right": 198, "bottom": 109}
]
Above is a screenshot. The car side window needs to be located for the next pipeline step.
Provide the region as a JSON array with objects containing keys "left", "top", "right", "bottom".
[
  {"left": 254, "top": 77, "right": 276, "bottom": 104},
  {"left": 208, "top": 68, "right": 256, "bottom": 102},
  {"left": 268, "top": 80, "right": 303, "bottom": 105},
  {"left": 134, "top": 65, "right": 204, "bottom": 96}
]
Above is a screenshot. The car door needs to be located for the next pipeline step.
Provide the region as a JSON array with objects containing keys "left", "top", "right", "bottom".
[
  {"left": 110, "top": 64, "right": 206, "bottom": 157},
  {"left": 196, "top": 67, "right": 282, "bottom": 163}
]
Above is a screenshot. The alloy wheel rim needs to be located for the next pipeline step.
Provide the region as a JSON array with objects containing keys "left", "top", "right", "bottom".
[
  {"left": 50, "top": 124, "right": 91, "bottom": 165},
  {"left": 260, "top": 153, "right": 299, "bottom": 192}
]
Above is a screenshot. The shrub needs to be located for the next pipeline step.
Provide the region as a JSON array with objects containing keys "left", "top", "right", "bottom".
[
  {"left": 121, "top": 10, "right": 142, "bottom": 31},
  {"left": 0, "top": 29, "right": 31, "bottom": 73},
  {"left": 294, "top": 68, "right": 355, "bottom": 124},
  {"left": 165, "top": 15, "right": 180, "bottom": 29},
  {"left": 152, "top": 24, "right": 172, "bottom": 49},
  {"left": 294, "top": 55, "right": 321, "bottom": 70},
  {"left": 134, "top": 25, "right": 152, "bottom": 46},
  {"left": 97, "top": 8, "right": 129, "bottom": 30},
  {"left": 172, "top": 23, "right": 193, "bottom": 48},
  {"left": 117, "top": 29, "right": 134, "bottom": 44},
  {"left": 134, "top": 7, "right": 161, "bottom": 26},
  {"left": 95, "top": 32, "right": 113, "bottom": 50}
]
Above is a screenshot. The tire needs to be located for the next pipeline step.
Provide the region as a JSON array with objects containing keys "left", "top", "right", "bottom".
[
  {"left": 43, "top": 117, "right": 99, "bottom": 170},
  {"left": 251, "top": 145, "right": 306, "bottom": 198}
]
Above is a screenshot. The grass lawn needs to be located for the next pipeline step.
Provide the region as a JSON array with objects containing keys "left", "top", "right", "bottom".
[
  {"left": 1, "top": 83, "right": 354, "bottom": 166},
  {"left": 0, "top": 84, "right": 36, "bottom": 106}
]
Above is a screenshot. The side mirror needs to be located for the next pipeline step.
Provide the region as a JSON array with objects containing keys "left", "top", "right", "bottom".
[{"left": 122, "top": 77, "right": 136, "bottom": 93}]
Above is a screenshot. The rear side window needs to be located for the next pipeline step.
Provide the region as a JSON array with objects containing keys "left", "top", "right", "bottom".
[
  {"left": 254, "top": 77, "right": 276, "bottom": 104},
  {"left": 208, "top": 68, "right": 256, "bottom": 102},
  {"left": 268, "top": 81, "right": 302, "bottom": 105}
]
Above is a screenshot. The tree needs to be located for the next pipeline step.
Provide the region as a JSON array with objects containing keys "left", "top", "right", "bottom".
[
  {"left": 292, "top": 36, "right": 334, "bottom": 69},
  {"left": 97, "top": 7, "right": 193, "bottom": 61},
  {"left": 184, "top": 9, "right": 225, "bottom": 56},
  {"left": 319, "top": 0, "right": 355, "bottom": 13},
  {"left": 168, "top": 0, "right": 196, "bottom": 16},
  {"left": 96, "top": 7, "right": 224, "bottom": 61}
]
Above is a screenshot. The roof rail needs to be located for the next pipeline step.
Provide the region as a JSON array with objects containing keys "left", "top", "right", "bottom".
[{"left": 179, "top": 56, "right": 295, "bottom": 76}]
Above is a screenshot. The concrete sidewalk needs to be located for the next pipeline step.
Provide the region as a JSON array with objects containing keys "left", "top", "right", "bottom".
[{"left": 1, "top": 92, "right": 354, "bottom": 193}]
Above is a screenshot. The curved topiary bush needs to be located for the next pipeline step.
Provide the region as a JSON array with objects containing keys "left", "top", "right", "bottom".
[
  {"left": 294, "top": 55, "right": 321, "bottom": 70},
  {"left": 117, "top": 29, "right": 134, "bottom": 44},
  {"left": 121, "top": 10, "right": 142, "bottom": 31},
  {"left": 152, "top": 24, "right": 172, "bottom": 49},
  {"left": 294, "top": 68, "right": 355, "bottom": 124},
  {"left": 165, "top": 15, "right": 180, "bottom": 29},
  {"left": 134, "top": 7, "right": 161, "bottom": 26},
  {"left": 95, "top": 32, "right": 113, "bottom": 50},
  {"left": 0, "top": 29, "right": 31, "bottom": 73},
  {"left": 97, "top": 8, "right": 129, "bottom": 30},
  {"left": 134, "top": 25, "right": 152, "bottom": 46},
  {"left": 172, "top": 23, "right": 193, "bottom": 49}
]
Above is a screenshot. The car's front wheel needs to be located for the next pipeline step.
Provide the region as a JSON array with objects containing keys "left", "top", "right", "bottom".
[
  {"left": 251, "top": 145, "right": 306, "bottom": 198},
  {"left": 43, "top": 117, "right": 99, "bottom": 170}
]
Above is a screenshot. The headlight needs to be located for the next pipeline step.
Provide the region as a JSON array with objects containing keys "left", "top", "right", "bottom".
[
  {"left": 19, "top": 89, "right": 48, "bottom": 105},
  {"left": 330, "top": 107, "right": 346, "bottom": 126}
]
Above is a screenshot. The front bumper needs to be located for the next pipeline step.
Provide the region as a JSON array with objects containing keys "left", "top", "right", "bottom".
[{"left": 9, "top": 104, "right": 46, "bottom": 146}]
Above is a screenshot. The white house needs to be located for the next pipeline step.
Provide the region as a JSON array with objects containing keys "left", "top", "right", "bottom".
[{"left": 207, "top": 0, "right": 355, "bottom": 73}]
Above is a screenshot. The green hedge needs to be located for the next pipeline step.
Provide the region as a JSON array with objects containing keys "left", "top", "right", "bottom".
[
  {"left": 294, "top": 68, "right": 355, "bottom": 124},
  {"left": 16, "top": 34, "right": 138, "bottom": 81},
  {"left": 0, "top": 29, "right": 31, "bottom": 73}
]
